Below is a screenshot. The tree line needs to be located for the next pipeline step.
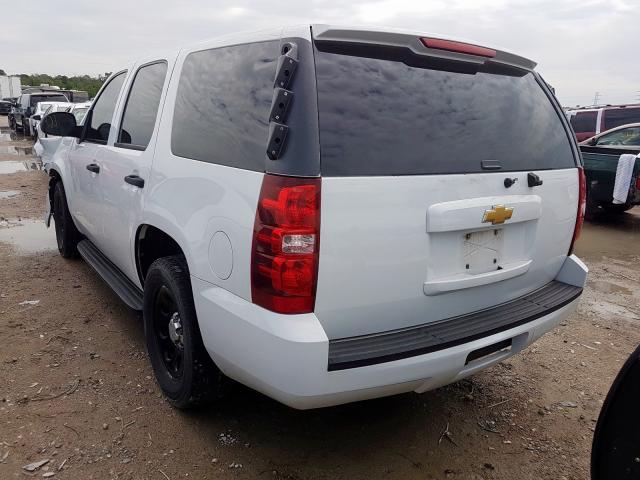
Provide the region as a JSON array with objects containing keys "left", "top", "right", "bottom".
[{"left": 1, "top": 70, "right": 109, "bottom": 98}]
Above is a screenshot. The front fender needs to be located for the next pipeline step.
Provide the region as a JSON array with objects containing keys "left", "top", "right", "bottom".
[{"left": 44, "top": 140, "right": 75, "bottom": 227}]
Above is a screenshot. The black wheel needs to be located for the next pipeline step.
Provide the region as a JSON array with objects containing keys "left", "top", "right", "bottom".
[
  {"left": 143, "top": 255, "right": 225, "bottom": 408},
  {"left": 52, "top": 181, "right": 80, "bottom": 258},
  {"left": 8, "top": 115, "right": 16, "bottom": 131},
  {"left": 22, "top": 119, "right": 30, "bottom": 137},
  {"left": 584, "top": 189, "right": 599, "bottom": 221}
]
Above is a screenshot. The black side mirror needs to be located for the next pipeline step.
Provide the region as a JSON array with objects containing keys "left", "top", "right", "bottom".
[
  {"left": 32, "top": 115, "right": 41, "bottom": 121},
  {"left": 40, "top": 112, "right": 81, "bottom": 138},
  {"left": 591, "top": 344, "right": 640, "bottom": 479}
]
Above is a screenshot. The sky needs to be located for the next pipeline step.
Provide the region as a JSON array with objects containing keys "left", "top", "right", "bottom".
[{"left": 0, "top": 0, "right": 637, "bottom": 107}]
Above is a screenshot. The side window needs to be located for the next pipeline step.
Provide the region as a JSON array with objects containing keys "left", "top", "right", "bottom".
[
  {"left": 117, "top": 61, "right": 168, "bottom": 149},
  {"left": 596, "top": 127, "right": 640, "bottom": 146},
  {"left": 603, "top": 108, "right": 640, "bottom": 131},
  {"left": 171, "top": 41, "right": 279, "bottom": 171},
  {"left": 569, "top": 111, "right": 597, "bottom": 133},
  {"left": 85, "top": 72, "right": 127, "bottom": 143}
]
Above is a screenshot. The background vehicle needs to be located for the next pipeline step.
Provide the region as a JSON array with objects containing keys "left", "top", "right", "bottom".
[
  {"left": 35, "top": 102, "right": 91, "bottom": 169},
  {"left": 580, "top": 123, "right": 640, "bottom": 148},
  {"left": 0, "top": 99, "right": 11, "bottom": 115},
  {"left": 22, "top": 86, "right": 89, "bottom": 103},
  {"left": 67, "top": 101, "right": 91, "bottom": 124},
  {"left": 567, "top": 104, "right": 640, "bottom": 141},
  {"left": 580, "top": 143, "right": 640, "bottom": 215},
  {"left": 10, "top": 91, "right": 69, "bottom": 136},
  {"left": 29, "top": 101, "right": 72, "bottom": 139},
  {"left": 42, "top": 25, "right": 588, "bottom": 410}
]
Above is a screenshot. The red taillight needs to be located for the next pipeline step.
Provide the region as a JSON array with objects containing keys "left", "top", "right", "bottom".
[
  {"left": 251, "top": 174, "right": 321, "bottom": 314},
  {"left": 569, "top": 167, "right": 586, "bottom": 255},
  {"left": 420, "top": 37, "right": 496, "bottom": 58},
  {"left": 636, "top": 176, "right": 640, "bottom": 191}
]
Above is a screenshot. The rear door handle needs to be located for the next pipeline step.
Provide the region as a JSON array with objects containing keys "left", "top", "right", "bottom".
[
  {"left": 124, "top": 174, "right": 145, "bottom": 188},
  {"left": 86, "top": 163, "right": 100, "bottom": 173},
  {"left": 528, "top": 172, "right": 543, "bottom": 187}
]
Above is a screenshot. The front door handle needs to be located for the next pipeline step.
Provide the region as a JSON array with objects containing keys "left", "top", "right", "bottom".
[
  {"left": 86, "top": 163, "right": 100, "bottom": 173},
  {"left": 124, "top": 174, "right": 145, "bottom": 188}
]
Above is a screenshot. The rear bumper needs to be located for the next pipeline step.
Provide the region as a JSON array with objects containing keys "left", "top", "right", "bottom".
[{"left": 192, "top": 255, "right": 587, "bottom": 409}]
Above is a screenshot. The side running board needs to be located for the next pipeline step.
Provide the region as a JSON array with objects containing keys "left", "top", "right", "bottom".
[{"left": 77, "top": 240, "right": 143, "bottom": 310}]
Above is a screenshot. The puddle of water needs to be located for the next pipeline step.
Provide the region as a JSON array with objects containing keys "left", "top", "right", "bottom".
[
  {"left": 0, "top": 145, "right": 34, "bottom": 155},
  {"left": 0, "top": 218, "right": 57, "bottom": 254},
  {"left": 0, "top": 190, "right": 20, "bottom": 199},
  {"left": 0, "top": 160, "right": 43, "bottom": 174},
  {"left": 0, "top": 131, "right": 23, "bottom": 142}
]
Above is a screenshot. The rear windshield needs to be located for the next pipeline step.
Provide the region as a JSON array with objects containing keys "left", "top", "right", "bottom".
[
  {"left": 30, "top": 94, "right": 68, "bottom": 107},
  {"left": 315, "top": 50, "right": 576, "bottom": 176},
  {"left": 604, "top": 107, "right": 640, "bottom": 131},
  {"left": 72, "top": 91, "right": 89, "bottom": 102}
]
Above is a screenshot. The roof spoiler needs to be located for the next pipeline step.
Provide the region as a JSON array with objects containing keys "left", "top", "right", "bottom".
[{"left": 311, "top": 25, "right": 537, "bottom": 72}]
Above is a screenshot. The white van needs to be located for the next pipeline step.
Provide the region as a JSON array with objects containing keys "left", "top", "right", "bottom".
[{"left": 41, "top": 25, "right": 588, "bottom": 410}]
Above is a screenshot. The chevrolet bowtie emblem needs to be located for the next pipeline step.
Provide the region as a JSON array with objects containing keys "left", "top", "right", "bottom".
[{"left": 482, "top": 205, "right": 514, "bottom": 225}]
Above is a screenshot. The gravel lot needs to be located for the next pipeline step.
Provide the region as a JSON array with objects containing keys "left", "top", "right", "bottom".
[{"left": 1, "top": 115, "right": 639, "bottom": 480}]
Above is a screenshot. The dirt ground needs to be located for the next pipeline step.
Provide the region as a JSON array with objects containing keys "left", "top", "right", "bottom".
[{"left": 1, "top": 115, "right": 639, "bottom": 480}]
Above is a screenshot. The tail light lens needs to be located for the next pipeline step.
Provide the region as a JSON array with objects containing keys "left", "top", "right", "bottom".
[
  {"left": 420, "top": 37, "right": 496, "bottom": 58},
  {"left": 251, "top": 175, "right": 321, "bottom": 314},
  {"left": 569, "top": 167, "right": 586, "bottom": 255}
]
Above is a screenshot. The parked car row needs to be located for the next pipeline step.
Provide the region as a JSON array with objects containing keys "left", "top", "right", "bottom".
[
  {"left": 566, "top": 104, "right": 640, "bottom": 142},
  {"left": 7, "top": 86, "right": 89, "bottom": 137},
  {"left": 34, "top": 101, "right": 92, "bottom": 169}
]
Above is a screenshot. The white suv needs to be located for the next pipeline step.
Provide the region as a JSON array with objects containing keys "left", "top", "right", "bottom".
[{"left": 41, "top": 25, "right": 588, "bottom": 409}]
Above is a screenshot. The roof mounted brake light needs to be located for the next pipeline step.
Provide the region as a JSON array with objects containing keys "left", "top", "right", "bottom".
[{"left": 420, "top": 38, "right": 496, "bottom": 58}]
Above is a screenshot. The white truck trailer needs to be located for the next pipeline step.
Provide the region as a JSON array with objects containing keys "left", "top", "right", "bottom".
[{"left": 0, "top": 75, "right": 22, "bottom": 99}]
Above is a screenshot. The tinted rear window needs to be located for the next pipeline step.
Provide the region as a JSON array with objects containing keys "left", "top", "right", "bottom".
[
  {"left": 315, "top": 50, "right": 576, "bottom": 176},
  {"left": 604, "top": 107, "right": 640, "bottom": 130},
  {"left": 118, "top": 61, "right": 167, "bottom": 149},
  {"left": 30, "top": 95, "right": 68, "bottom": 107},
  {"left": 171, "top": 41, "right": 278, "bottom": 171},
  {"left": 570, "top": 111, "right": 598, "bottom": 133}
]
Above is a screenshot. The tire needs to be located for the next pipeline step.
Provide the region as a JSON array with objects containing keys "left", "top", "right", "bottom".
[
  {"left": 143, "top": 255, "right": 225, "bottom": 408},
  {"left": 22, "top": 118, "right": 30, "bottom": 136},
  {"left": 584, "top": 191, "right": 598, "bottom": 221},
  {"left": 52, "top": 181, "right": 80, "bottom": 258},
  {"left": 602, "top": 203, "right": 633, "bottom": 214},
  {"left": 8, "top": 115, "right": 16, "bottom": 131}
]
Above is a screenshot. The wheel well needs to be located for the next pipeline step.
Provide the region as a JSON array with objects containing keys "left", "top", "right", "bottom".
[
  {"left": 135, "top": 225, "right": 185, "bottom": 285},
  {"left": 48, "top": 169, "right": 61, "bottom": 204}
]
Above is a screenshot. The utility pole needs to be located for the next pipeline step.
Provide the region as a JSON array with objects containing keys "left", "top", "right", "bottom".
[{"left": 593, "top": 91, "right": 601, "bottom": 106}]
